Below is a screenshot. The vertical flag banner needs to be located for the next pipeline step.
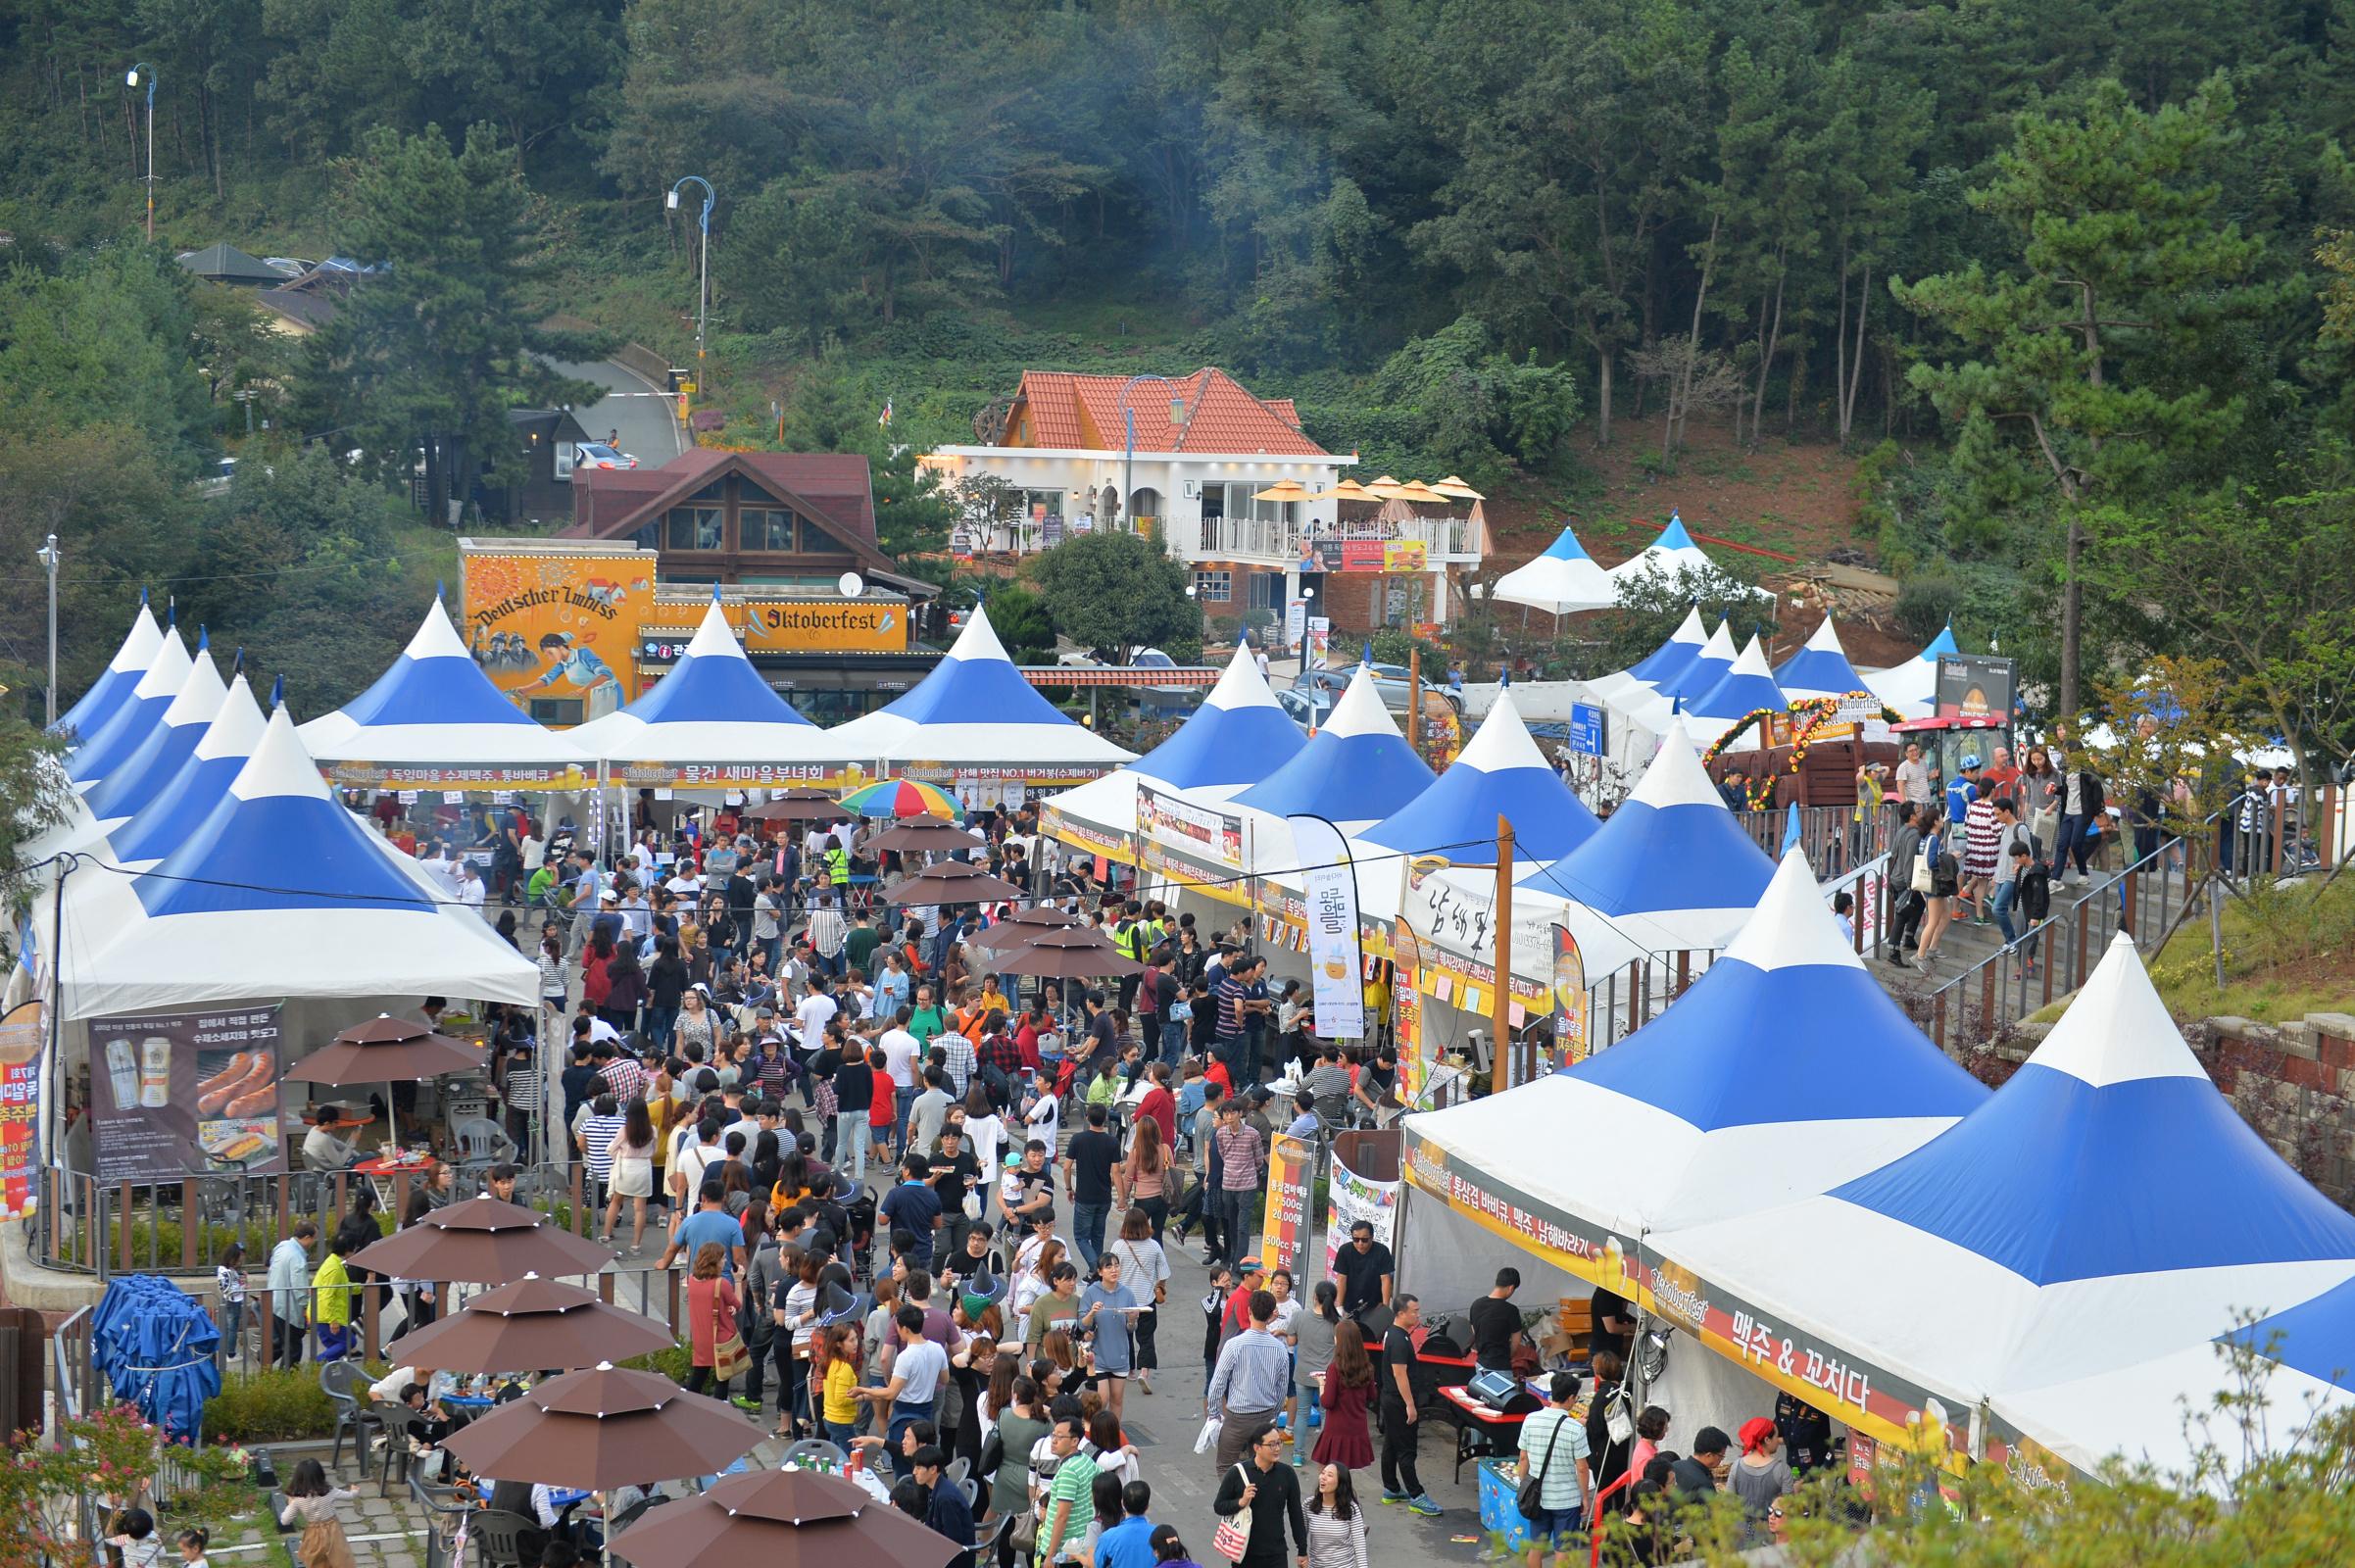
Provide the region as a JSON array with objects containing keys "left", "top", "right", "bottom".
[
  {"left": 1288, "top": 813, "right": 1366, "bottom": 1040},
  {"left": 1550, "top": 922, "right": 1590, "bottom": 1066},
  {"left": 1393, "top": 856, "right": 1429, "bottom": 1107},
  {"left": 1259, "top": 1133, "right": 1313, "bottom": 1278},
  {"left": 0, "top": 1003, "right": 43, "bottom": 1220}
]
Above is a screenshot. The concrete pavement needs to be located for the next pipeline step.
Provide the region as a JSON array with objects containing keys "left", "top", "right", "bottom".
[{"left": 549, "top": 357, "right": 688, "bottom": 468}]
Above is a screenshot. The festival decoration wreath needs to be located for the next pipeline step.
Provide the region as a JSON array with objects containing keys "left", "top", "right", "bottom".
[{"left": 1699, "top": 691, "right": 1904, "bottom": 808}]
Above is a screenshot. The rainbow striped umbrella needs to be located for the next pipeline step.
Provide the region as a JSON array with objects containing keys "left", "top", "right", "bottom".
[{"left": 839, "top": 777, "right": 965, "bottom": 821}]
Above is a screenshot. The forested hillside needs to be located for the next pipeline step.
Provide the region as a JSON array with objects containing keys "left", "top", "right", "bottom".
[{"left": 0, "top": 0, "right": 2350, "bottom": 763}]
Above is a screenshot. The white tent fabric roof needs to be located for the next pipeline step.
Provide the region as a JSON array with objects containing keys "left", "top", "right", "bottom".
[
  {"left": 60, "top": 708, "right": 539, "bottom": 1018},
  {"left": 568, "top": 594, "right": 827, "bottom": 764},
  {"left": 1606, "top": 513, "right": 1775, "bottom": 600},
  {"left": 298, "top": 598, "right": 588, "bottom": 767},
  {"left": 81, "top": 643, "right": 226, "bottom": 824},
  {"left": 821, "top": 607, "right": 1135, "bottom": 769},
  {"left": 1587, "top": 608, "right": 1706, "bottom": 707},
  {"left": 1405, "top": 849, "right": 1985, "bottom": 1236},
  {"left": 1493, "top": 522, "right": 1617, "bottom": 616},
  {"left": 54, "top": 599, "right": 164, "bottom": 744},
  {"left": 69, "top": 625, "right": 191, "bottom": 785},
  {"left": 1775, "top": 615, "right": 1874, "bottom": 703},
  {"left": 1654, "top": 936, "right": 2355, "bottom": 1428},
  {"left": 1863, "top": 623, "right": 1958, "bottom": 720},
  {"left": 1677, "top": 634, "right": 1789, "bottom": 751}
]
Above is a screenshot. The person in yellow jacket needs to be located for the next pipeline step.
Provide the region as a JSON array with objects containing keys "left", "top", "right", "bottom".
[{"left": 310, "top": 1245, "right": 358, "bottom": 1361}]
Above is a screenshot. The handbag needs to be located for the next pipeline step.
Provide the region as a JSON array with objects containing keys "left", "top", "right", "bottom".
[
  {"left": 1211, "top": 1465, "right": 1253, "bottom": 1562},
  {"left": 1517, "top": 1407, "right": 1567, "bottom": 1520},
  {"left": 711, "top": 1291, "right": 750, "bottom": 1382}
]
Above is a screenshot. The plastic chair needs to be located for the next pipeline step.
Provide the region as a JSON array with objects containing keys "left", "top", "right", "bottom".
[
  {"left": 947, "top": 1454, "right": 971, "bottom": 1489},
  {"left": 468, "top": 1507, "right": 542, "bottom": 1568},
  {"left": 410, "top": 1473, "right": 474, "bottom": 1568},
  {"left": 452, "top": 1116, "right": 518, "bottom": 1169},
  {"left": 320, "top": 1360, "right": 385, "bottom": 1476},
  {"left": 607, "top": 1494, "right": 665, "bottom": 1535}
]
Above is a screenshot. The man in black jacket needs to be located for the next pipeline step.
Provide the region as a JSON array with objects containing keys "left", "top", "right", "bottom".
[{"left": 2052, "top": 761, "right": 2104, "bottom": 881}]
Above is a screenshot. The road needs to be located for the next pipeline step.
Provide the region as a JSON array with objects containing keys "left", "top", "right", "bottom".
[{"left": 549, "top": 357, "right": 689, "bottom": 468}]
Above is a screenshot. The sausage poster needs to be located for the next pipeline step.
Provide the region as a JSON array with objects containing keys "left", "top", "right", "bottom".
[{"left": 87, "top": 1005, "right": 286, "bottom": 1181}]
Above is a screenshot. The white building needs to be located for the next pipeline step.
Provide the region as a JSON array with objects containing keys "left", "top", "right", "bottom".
[{"left": 921, "top": 367, "right": 1484, "bottom": 630}]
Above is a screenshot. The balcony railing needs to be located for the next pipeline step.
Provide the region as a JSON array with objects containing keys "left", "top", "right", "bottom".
[{"left": 1192, "top": 514, "right": 1302, "bottom": 563}]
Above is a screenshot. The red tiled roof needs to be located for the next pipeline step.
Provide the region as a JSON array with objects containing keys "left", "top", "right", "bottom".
[{"left": 1009, "top": 368, "right": 1328, "bottom": 457}]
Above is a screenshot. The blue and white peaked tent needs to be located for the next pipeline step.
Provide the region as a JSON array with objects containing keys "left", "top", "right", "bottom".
[
  {"left": 1677, "top": 634, "right": 1790, "bottom": 751},
  {"left": 54, "top": 598, "right": 164, "bottom": 743},
  {"left": 1586, "top": 607, "right": 1707, "bottom": 706},
  {"left": 81, "top": 641, "right": 226, "bottom": 824},
  {"left": 1042, "top": 642, "right": 1304, "bottom": 852},
  {"left": 1659, "top": 935, "right": 2355, "bottom": 1443},
  {"left": 1405, "top": 848, "right": 1985, "bottom": 1237},
  {"left": 1526, "top": 716, "right": 1777, "bottom": 954},
  {"left": 1359, "top": 687, "right": 1598, "bottom": 865},
  {"left": 109, "top": 672, "right": 269, "bottom": 865},
  {"left": 1605, "top": 512, "right": 1717, "bottom": 590},
  {"left": 69, "top": 623, "right": 191, "bottom": 785},
  {"left": 821, "top": 605, "right": 1134, "bottom": 770},
  {"left": 62, "top": 707, "right": 539, "bottom": 1018},
  {"left": 1864, "top": 622, "right": 1959, "bottom": 720},
  {"left": 1492, "top": 521, "right": 1617, "bottom": 617},
  {"left": 298, "top": 597, "right": 587, "bottom": 768},
  {"left": 1233, "top": 663, "right": 1433, "bottom": 831},
  {"left": 568, "top": 592, "right": 823, "bottom": 765},
  {"left": 1774, "top": 615, "right": 1873, "bottom": 703}
]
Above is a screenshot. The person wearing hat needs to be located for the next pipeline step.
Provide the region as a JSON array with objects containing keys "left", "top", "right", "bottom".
[
  {"left": 1221, "top": 1257, "right": 1266, "bottom": 1345},
  {"left": 1730, "top": 1416, "right": 1793, "bottom": 1545}
]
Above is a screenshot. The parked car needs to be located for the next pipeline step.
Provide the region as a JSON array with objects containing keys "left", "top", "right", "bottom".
[
  {"left": 1278, "top": 687, "right": 1334, "bottom": 732},
  {"left": 1290, "top": 663, "right": 1460, "bottom": 714},
  {"left": 572, "top": 441, "right": 638, "bottom": 469}
]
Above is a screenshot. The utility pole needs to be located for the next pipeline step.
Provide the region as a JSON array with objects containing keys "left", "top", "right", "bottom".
[
  {"left": 37, "top": 534, "right": 60, "bottom": 725},
  {"left": 1491, "top": 813, "right": 1514, "bottom": 1095},
  {"left": 666, "top": 176, "right": 716, "bottom": 398},
  {"left": 127, "top": 65, "right": 156, "bottom": 241}
]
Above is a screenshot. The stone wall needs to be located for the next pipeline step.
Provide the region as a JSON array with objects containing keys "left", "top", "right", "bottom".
[{"left": 2192, "top": 1012, "right": 2355, "bottom": 1211}]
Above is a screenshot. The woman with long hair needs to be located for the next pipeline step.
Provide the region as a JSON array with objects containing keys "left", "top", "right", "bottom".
[
  {"left": 2022, "top": 746, "right": 2063, "bottom": 863},
  {"left": 813, "top": 1320, "right": 862, "bottom": 1450},
  {"left": 1292, "top": 1280, "right": 1341, "bottom": 1465},
  {"left": 683, "top": 1242, "right": 739, "bottom": 1397},
  {"left": 536, "top": 927, "right": 567, "bottom": 1012},
  {"left": 1311, "top": 1318, "right": 1375, "bottom": 1469},
  {"left": 1104, "top": 1207, "right": 1169, "bottom": 1396},
  {"left": 675, "top": 983, "right": 719, "bottom": 1060},
  {"left": 580, "top": 929, "right": 615, "bottom": 1015},
  {"left": 1305, "top": 1464, "right": 1368, "bottom": 1568},
  {"left": 602, "top": 1095, "right": 658, "bottom": 1250},
  {"left": 1117, "top": 1115, "right": 1170, "bottom": 1241},
  {"left": 1917, "top": 813, "right": 1957, "bottom": 969},
  {"left": 602, "top": 941, "right": 647, "bottom": 1035},
  {"left": 1011, "top": 1238, "right": 1066, "bottom": 1331}
]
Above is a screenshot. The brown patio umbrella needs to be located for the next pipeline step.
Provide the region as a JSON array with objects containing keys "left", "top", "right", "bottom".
[
  {"left": 866, "top": 819, "right": 986, "bottom": 855},
  {"left": 440, "top": 1363, "right": 764, "bottom": 1490},
  {"left": 744, "top": 788, "right": 845, "bottom": 822},
  {"left": 965, "top": 905, "right": 1082, "bottom": 954},
  {"left": 380, "top": 1273, "right": 674, "bottom": 1374},
  {"left": 608, "top": 1467, "right": 962, "bottom": 1568},
  {"left": 280, "top": 1014, "right": 486, "bottom": 1084},
  {"left": 884, "top": 860, "right": 1028, "bottom": 905},
  {"left": 346, "top": 1195, "right": 615, "bottom": 1285},
  {"left": 991, "top": 924, "right": 1145, "bottom": 978}
]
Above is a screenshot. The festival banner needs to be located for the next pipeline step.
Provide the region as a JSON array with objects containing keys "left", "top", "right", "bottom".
[
  {"left": 1259, "top": 1133, "right": 1314, "bottom": 1279},
  {"left": 1550, "top": 923, "right": 1590, "bottom": 1066},
  {"left": 461, "top": 548, "right": 648, "bottom": 712},
  {"left": 87, "top": 1005, "right": 287, "bottom": 1182},
  {"left": 1399, "top": 1125, "right": 2015, "bottom": 1481},
  {"left": 1399, "top": 856, "right": 1552, "bottom": 1003},
  {"left": 1392, "top": 862, "right": 1430, "bottom": 1109},
  {"left": 0, "top": 1003, "right": 43, "bottom": 1221},
  {"left": 1137, "top": 782, "right": 1246, "bottom": 871},
  {"left": 1288, "top": 814, "right": 1366, "bottom": 1040},
  {"left": 1324, "top": 1145, "right": 1399, "bottom": 1282}
]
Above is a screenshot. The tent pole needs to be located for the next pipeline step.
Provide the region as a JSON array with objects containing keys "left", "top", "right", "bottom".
[{"left": 1491, "top": 814, "right": 1513, "bottom": 1095}]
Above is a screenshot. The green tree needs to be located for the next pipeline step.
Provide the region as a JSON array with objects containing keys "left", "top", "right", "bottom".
[
  {"left": 0, "top": 247, "right": 212, "bottom": 462},
  {"left": 775, "top": 364, "right": 951, "bottom": 561},
  {"left": 293, "top": 122, "right": 604, "bottom": 525},
  {"left": 1367, "top": 316, "right": 1583, "bottom": 486},
  {"left": 1034, "top": 532, "right": 1200, "bottom": 665},
  {"left": 0, "top": 705, "right": 73, "bottom": 953},
  {"left": 982, "top": 581, "right": 1055, "bottom": 662},
  {"left": 1893, "top": 77, "right": 2268, "bottom": 719}
]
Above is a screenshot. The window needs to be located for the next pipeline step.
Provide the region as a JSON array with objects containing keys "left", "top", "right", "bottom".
[
  {"left": 1194, "top": 570, "right": 1231, "bottom": 603},
  {"left": 665, "top": 505, "right": 723, "bottom": 551},
  {"left": 1249, "top": 571, "right": 1282, "bottom": 610},
  {"left": 553, "top": 440, "right": 574, "bottom": 479},
  {"left": 528, "top": 697, "right": 583, "bottom": 726},
  {"left": 800, "top": 516, "right": 848, "bottom": 554},
  {"left": 1214, "top": 483, "right": 1297, "bottom": 528},
  {"left": 629, "top": 522, "right": 659, "bottom": 552},
  {"left": 741, "top": 508, "right": 799, "bottom": 552},
  {"left": 740, "top": 481, "right": 780, "bottom": 506}
]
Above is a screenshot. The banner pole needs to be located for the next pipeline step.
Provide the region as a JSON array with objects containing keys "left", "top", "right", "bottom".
[{"left": 1492, "top": 814, "right": 1514, "bottom": 1095}]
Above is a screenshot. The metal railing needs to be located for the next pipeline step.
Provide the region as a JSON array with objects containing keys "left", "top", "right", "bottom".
[
  {"left": 1192, "top": 514, "right": 1301, "bottom": 563},
  {"left": 1914, "top": 789, "right": 2347, "bottom": 1056},
  {"left": 1733, "top": 803, "right": 1890, "bottom": 874}
]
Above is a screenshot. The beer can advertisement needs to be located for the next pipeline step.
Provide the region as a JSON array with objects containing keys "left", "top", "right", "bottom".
[
  {"left": 87, "top": 1005, "right": 287, "bottom": 1181},
  {"left": 0, "top": 1003, "right": 43, "bottom": 1221}
]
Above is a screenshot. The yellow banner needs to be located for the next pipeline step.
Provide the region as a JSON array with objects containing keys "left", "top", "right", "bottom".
[
  {"left": 742, "top": 599, "right": 908, "bottom": 654},
  {"left": 462, "top": 551, "right": 651, "bottom": 713},
  {"left": 1259, "top": 1133, "right": 1314, "bottom": 1275}
]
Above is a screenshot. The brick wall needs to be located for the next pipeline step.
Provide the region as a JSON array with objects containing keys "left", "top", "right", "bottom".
[{"left": 2196, "top": 1012, "right": 2355, "bottom": 1209}]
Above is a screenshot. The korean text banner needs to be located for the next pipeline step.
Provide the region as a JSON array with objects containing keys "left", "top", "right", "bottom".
[
  {"left": 1289, "top": 813, "right": 1366, "bottom": 1039},
  {"left": 1259, "top": 1133, "right": 1314, "bottom": 1278},
  {"left": 87, "top": 1005, "right": 286, "bottom": 1182},
  {"left": 0, "top": 1003, "right": 42, "bottom": 1221},
  {"left": 1550, "top": 923, "right": 1590, "bottom": 1065},
  {"left": 1137, "top": 782, "right": 1245, "bottom": 871},
  {"left": 1325, "top": 1145, "right": 1399, "bottom": 1281}
]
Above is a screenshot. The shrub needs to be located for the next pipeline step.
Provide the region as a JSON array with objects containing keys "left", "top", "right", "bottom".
[{"left": 202, "top": 1365, "right": 355, "bottom": 1443}]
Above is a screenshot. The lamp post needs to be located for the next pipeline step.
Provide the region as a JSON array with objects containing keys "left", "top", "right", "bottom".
[
  {"left": 1117, "top": 373, "right": 1181, "bottom": 539},
  {"left": 126, "top": 64, "right": 156, "bottom": 241},
  {"left": 665, "top": 175, "right": 715, "bottom": 390},
  {"left": 36, "top": 534, "right": 59, "bottom": 726}
]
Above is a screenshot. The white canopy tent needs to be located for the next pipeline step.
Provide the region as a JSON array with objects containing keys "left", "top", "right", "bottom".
[
  {"left": 1862, "top": 623, "right": 1959, "bottom": 720},
  {"left": 567, "top": 591, "right": 828, "bottom": 765},
  {"left": 298, "top": 597, "right": 588, "bottom": 769},
  {"left": 53, "top": 597, "right": 165, "bottom": 745},
  {"left": 1492, "top": 521, "right": 1618, "bottom": 616}
]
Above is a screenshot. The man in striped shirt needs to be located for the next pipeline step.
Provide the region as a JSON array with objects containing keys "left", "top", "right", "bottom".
[
  {"left": 806, "top": 895, "right": 849, "bottom": 978},
  {"left": 575, "top": 1095, "right": 625, "bottom": 1200}
]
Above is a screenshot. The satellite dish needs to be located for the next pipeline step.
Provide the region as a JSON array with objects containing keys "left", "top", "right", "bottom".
[{"left": 838, "top": 571, "right": 865, "bottom": 599}]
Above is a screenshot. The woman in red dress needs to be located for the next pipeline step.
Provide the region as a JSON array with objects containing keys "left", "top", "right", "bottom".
[{"left": 1312, "top": 1318, "right": 1377, "bottom": 1469}]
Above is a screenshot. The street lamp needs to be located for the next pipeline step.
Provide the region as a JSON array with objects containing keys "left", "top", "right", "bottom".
[
  {"left": 1118, "top": 373, "right": 1182, "bottom": 539},
  {"left": 126, "top": 64, "right": 156, "bottom": 241},
  {"left": 665, "top": 176, "right": 716, "bottom": 387},
  {"left": 35, "top": 534, "right": 59, "bottom": 725}
]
